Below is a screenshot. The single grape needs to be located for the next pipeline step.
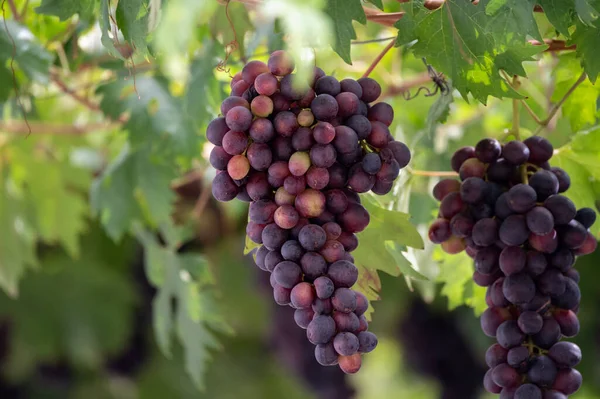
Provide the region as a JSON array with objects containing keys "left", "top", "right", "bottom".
[
  {"left": 472, "top": 218, "right": 499, "bottom": 246},
  {"left": 532, "top": 317, "right": 562, "bottom": 349},
  {"left": 319, "top": 240, "right": 345, "bottom": 263},
  {"left": 460, "top": 177, "right": 487, "bottom": 204},
  {"left": 221, "top": 96, "right": 249, "bottom": 115},
  {"left": 337, "top": 203, "right": 370, "bottom": 233},
  {"left": 475, "top": 138, "right": 502, "bottom": 163},
  {"left": 506, "top": 184, "right": 537, "bottom": 213},
  {"left": 333, "top": 125, "right": 359, "bottom": 154},
  {"left": 212, "top": 172, "right": 239, "bottom": 201},
  {"left": 357, "top": 77, "right": 381, "bottom": 102},
  {"left": 247, "top": 143, "right": 273, "bottom": 171},
  {"left": 249, "top": 199, "right": 277, "bottom": 224},
  {"left": 307, "top": 315, "right": 336, "bottom": 345},
  {"left": 338, "top": 353, "right": 362, "bottom": 374},
  {"left": 518, "top": 311, "right": 543, "bottom": 334},
  {"left": 549, "top": 248, "right": 575, "bottom": 272},
  {"left": 246, "top": 222, "right": 265, "bottom": 244},
  {"left": 451, "top": 146, "right": 476, "bottom": 172},
  {"left": 559, "top": 219, "right": 588, "bottom": 249},
  {"left": 376, "top": 159, "right": 400, "bottom": 183},
  {"left": 313, "top": 276, "right": 335, "bottom": 299},
  {"left": 332, "top": 288, "right": 357, "bottom": 313},
  {"left": 264, "top": 250, "right": 284, "bottom": 272},
  {"left": 312, "top": 298, "right": 333, "bottom": 315},
  {"left": 507, "top": 346, "right": 529, "bottom": 369},
  {"left": 487, "top": 159, "right": 517, "bottom": 184},
  {"left": 291, "top": 127, "right": 315, "bottom": 152},
  {"left": 207, "top": 117, "right": 229, "bottom": 146},
  {"left": 225, "top": 105, "right": 253, "bottom": 132},
  {"left": 499, "top": 246, "right": 526, "bottom": 276},
  {"left": 291, "top": 282, "right": 316, "bottom": 309},
  {"left": 553, "top": 368, "right": 582, "bottom": 395},
  {"left": 340, "top": 78, "right": 363, "bottom": 97},
  {"left": 575, "top": 207, "right": 597, "bottom": 229},
  {"left": 280, "top": 240, "right": 305, "bottom": 262},
  {"left": 574, "top": 232, "right": 598, "bottom": 255},
  {"left": 357, "top": 331, "right": 378, "bottom": 353},
  {"left": 328, "top": 260, "right": 359, "bottom": 288},
  {"left": 348, "top": 164, "right": 376, "bottom": 193},
  {"left": 268, "top": 50, "right": 295, "bottom": 76},
  {"left": 529, "top": 229, "right": 559, "bottom": 254},
  {"left": 294, "top": 308, "right": 315, "bottom": 329},
  {"left": 274, "top": 111, "right": 299, "bottom": 137},
  {"left": 250, "top": 95, "right": 274, "bottom": 117},
  {"left": 311, "top": 94, "right": 339, "bottom": 121},
  {"left": 314, "top": 76, "right": 341, "bottom": 96},
  {"left": 386, "top": 141, "right": 411, "bottom": 168},
  {"left": 552, "top": 278, "right": 581, "bottom": 310},
  {"left": 527, "top": 355, "right": 558, "bottom": 387},
  {"left": 361, "top": 152, "right": 382, "bottom": 175},
  {"left": 524, "top": 136, "right": 554, "bottom": 164},
  {"left": 548, "top": 342, "right": 582, "bottom": 369},
  {"left": 297, "top": 109, "right": 315, "bottom": 127},
  {"left": 544, "top": 195, "right": 577, "bottom": 225},
  {"left": 338, "top": 231, "right": 359, "bottom": 252},
  {"left": 494, "top": 193, "right": 513, "bottom": 219},
  {"left": 486, "top": 343, "right": 508, "bottom": 368},
  {"left": 273, "top": 284, "right": 292, "bottom": 305},
  {"left": 551, "top": 167, "right": 571, "bottom": 193},
  {"left": 502, "top": 140, "right": 530, "bottom": 165},
  {"left": 367, "top": 121, "right": 392, "bottom": 148},
  {"left": 496, "top": 320, "right": 526, "bottom": 349},
  {"left": 227, "top": 154, "right": 250, "bottom": 180},
  {"left": 514, "top": 384, "right": 542, "bottom": 399},
  {"left": 484, "top": 369, "right": 502, "bottom": 394},
  {"left": 310, "top": 144, "right": 337, "bottom": 168},
  {"left": 503, "top": 273, "right": 535, "bottom": 305},
  {"left": 429, "top": 218, "right": 452, "bottom": 244},
  {"left": 491, "top": 363, "right": 520, "bottom": 388},
  {"left": 526, "top": 206, "right": 555, "bottom": 235},
  {"left": 314, "top": 342, "right": 339, "bottom": 366},
  {"left": 209, "top": 146, "right": 232, "bottom": 171},
  {"left": 499, "top": 215, "right": 529, "bottom": 246},
  {"left": 222, "top": 130, "right": 249, "bottom": 156},
  {"left": 345, "top": 115, "right": 372, "bottom": 140},
  {"left": 433, "top": 179, "right": 461, "bottom": 201},
  {"left": 298, "top": 224, "right": 327, "bottom": 251},
  {"left": 459, "top": 158, "right": 486, "bottom": 180},
  {"left": 333, "top": 332, "right": 360, "bottom": 356},
  {"left": 441, "top": 235, "right": 467, "bottom": 254},
  {"left": 530, "top": 170, "right": 560, "bottom": 201},
  {"left": 336, "top": 92, "right": 360, "bottom": 118},
  {"left": 255, "top": 245, "right": 269, "bottom": 271}
]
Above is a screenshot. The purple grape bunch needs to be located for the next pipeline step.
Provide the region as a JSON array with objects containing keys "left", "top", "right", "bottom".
[
  {"left": 429, "top": 136, "right": 597, "bottom": 398},
  {"left": 207, "top": 50, "right": 411, "bottom": 374}
]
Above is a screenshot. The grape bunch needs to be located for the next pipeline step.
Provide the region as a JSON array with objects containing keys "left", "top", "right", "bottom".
[
  {"left": 429, "top": 136, "right": 597, "bottom": 398},
  {"left": 206, "top": 50, "right": 411, "bottom": 374}
]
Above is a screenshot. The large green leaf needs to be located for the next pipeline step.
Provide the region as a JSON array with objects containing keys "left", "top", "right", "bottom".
[
  {"left": 324, "top": 0, "right": 366, "bottom": 64},
  {"left": 35, "top": 0, "right": 97, "bottom": 21},
  {"left": 135, "top": 227, "right": 231, "bottom": 389},
  {"left": 116, "top": 0, "right": 150, "bottom": 55},
  {"left": 572, "top": 20, "right": 600, "bottom": 83},
  {"left": 0, "top": 20, "right": 53, "bottom": 83},
  {"left": 537, "top": 0, "right": 575, "bottom": 37},
  {"left": 395, "top": 0, "right": 543, "bottom": 103}
]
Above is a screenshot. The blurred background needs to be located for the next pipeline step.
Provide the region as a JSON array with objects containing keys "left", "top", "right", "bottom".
[{"left": 0, "top": 1, "right": 599, "bottom": 398}]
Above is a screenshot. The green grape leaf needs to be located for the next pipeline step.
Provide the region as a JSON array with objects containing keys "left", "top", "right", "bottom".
[
  {"left": 353, "top": 199, "right": 424, "bottom": 320},
  {"left": 553, "top": 77, "right": 600, "bottom": 132},
  {"left": 209, "top": 1, "right": 252, "bottom": 59},
  {"left": 325, "top": 0, "right": 366, "bottom": 64},
  {"left": 366, "top": 0, "right": 384, "bottom": 10},
  {"left": 576, "top": 0, "right": 600, "bottom": 25},
  {"left": 35, "top": 0, "right": 96, "bottom": 21},
  {"left": 90, "top": 145, "right": 176, "bottom": 241},
  {"left": 426, "top": 81, "right": 454, "bottom": 136},
  {"left": 97, "top": 76, "right": 198, "bottom": 157},
  {"left": 136, "top": 227, "right": 230, "bottom": 389},
  {"left": 0, "top": 21, "right": 53, "bottom": 83},
  {"left": 572, "top": 21, "right": 600, "bottom": 83},
  {"left": 434, "top": 247, "right": 486, "bottom": 315},
  {"left": 185, "top": 43, "right": 225, "bottom": 132},
  {"left": 395, "top": 0, "right": 544, "bottom": 103},
  {"left": 0, "top": 228, "right": 137, "bottom": 371},
  {"left": 495, "top": 44, "right": 547, "bottom": 77},
  {"left": 116, "top": 0, "right": 150, "bottom": 55},
  {"left": 100, "top": 0, "right": 123, "bottom": 58},
  {"left": 0, "top": 175, "right": 38, "bottom": 297},
  {"left": 486, "top": 0, "right": 542, "bottom": 43},
  {"left": 537, "top": 0, "right": 575, "bottom": 37},
  {"left": 553, "top": 127, "right": 600, "bottom": 237}
]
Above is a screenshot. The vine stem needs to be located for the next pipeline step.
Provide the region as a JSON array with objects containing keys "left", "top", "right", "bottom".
[
  {"left": 6, "top": 0, "right": 18, "bottom": 21},
  {"left": 512, "top": 75, "right": 521, "bottom": 141},
  {"left": 408, "top": 168, "right": 459, "bottom": 177},
  {"left": 536, "top": 72, "right": 587, "bottom": 128},
  {"left": 362, "top": 38, "right": 395, "bottom": 78}
]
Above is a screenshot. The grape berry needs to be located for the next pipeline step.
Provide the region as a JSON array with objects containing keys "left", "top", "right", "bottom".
[
  {"left": 429, "top": 137, "right": 597, "bottom": 398},
  {"left": 208, "top": 51, "right": 411, "bottom": 374}
]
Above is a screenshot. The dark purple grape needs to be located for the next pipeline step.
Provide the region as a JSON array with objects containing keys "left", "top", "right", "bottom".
[
  {"left": 338, "top": 231, "right": 359, "bottom": 252},
  {"left": 551, "top": 167, "right": 571, "bottom": 192},
  {"left": 210, "top": 146, "right": 233, "bottom": 170},
  {"left": 280, "top": 240, "right": 305, "bottom": 262},
  {"left": 272, "top": 136, "right": 294, "bottom": 161},
  {"left": 529, "top": 229, "right": 559, "bottom": 254},
  {"left": 262, "top": 223, "right": 289, "bottom": 250},
  {"left": 311, "top": 94, "right": 339, "bottom": 121},
  {"left": 310, "top": 144, "right": 337, "bottom": 168},
  {"left": 328, "top": 260, "right": 358, "bottom": 288},
  {"left": 315, "top": 76, "right": 341, "bottom": 96},
  {"left": 254, "top": 245, "right": 269, "bottom": 271},
  {"left": 225, "top": 105, "right": 253, "bottom": 132},
  {"left": 368, "top": 102, "right": 393, "bottom": 126},
  {"left": 544, "top": 195, "right": 577, "bottom": 225},
  {"left": 314, "top": 342, "right": 338, "bottom": 366},
  {"left": 291, "top": 127, "right": 315, "bottom": 151},
  {"left": 486, "top": 343, "right": 508, "bottom": 368},
  {"left": 551, "top": 278, "right": 580, "bottom": 310},
  {"left": 313, "top": 276, "right": 335, "bottom": 299},
  {"left": 525, "top": 250, "right": 547, "bottom": 276},
  {"left": 333, "top": 125, "right": 359, "bottom": 154},
  {"left": 499, "top": 215, "right": 529, "bottom": 246},
  {"left": 307, "top": 315, "right": 336, "bottom": 345},
  {"left": 212, "top": 172, "right": 239, "bottom": 201},
  {"left": 472, "top": 218, "right": 499, "bottom": 246},
  {"left": 386, "top": 141, "right": 411, "bottom": 168},
  {"left": 247, "top": 143, "right": 273, "bottom": 171},
  {"left": 475, "top": 138, "right": 502, "bottom": 163},
  {"left": 499, "top": 246, "right": 526, "bottom": 276},
  {"left": 550, "top": 248, "right": 574, "bottom": 272},
  {"left": 340, "top": 78, "right": 363, "bottom": 97},
  {"left": 207, "top": 117, "right": 229, "bottom": 146},
  {"left": 337, "top": 203, "right": 370, "bottom": 233},
  {"left": 518, "top": 311, "right": 543, "bottom": 334},
  {"left": 222, "top": 130, "right": 249, "bottom": 156},
  {"left": 362, "top": 152, "right": 382, "bottom": 175},
  {"left": 357, "top": 77, "right": 381, "bottom": 102},
  {"left": 549, "top": 342, "right": 582, "bottom": 368},
  {"left": 484, "top": 369, "right": 502, "bottom": 394},
  {"left": 526, "top": 206, "right": 555, "bottom": 235},
  {"left": 336, "top": 92, "right": 360, "bottom": 118},
  {"left": 348, "top": 164, "right": 376, "bottom": 193},
  {"left": 460, "top": 177, "right": 487, "bottom": 204},
  {"left": 494, "top": 193, "right": 513, "bottom": 219},
  {"left": 268, "top": 50, "right": 294, "bottom": 76},
  {"left": 492, "top": 363, "right": 520, "bottom": 388},
  {"left": 487, "top": 159, "right": 518, "bottom": 184},
  {"left": 474, "top": 246, "right": 500, "bottom": 274},
  {"left": 553, "top": 368, "right": 582, "bottom": 395},
  {"left": 451, "top": 146, "right": 476, "bottom": 172},
  {"left": 333, "top": 332, "right": 360, "bottom": 356},
  {"left": 274, "top": 111, "right": 299, "bottom": 137},
  {"left": 272, "top": 260, "right": 302, "bottom": 288},
  {"left": 249, "top": 199, "right": 277, "bottom": 224},
  {"left": 543, "top": 390, "right": 568, "bottom": 399},
  {"left": 264, "top": 250, "right": 284, "bottom": 272},
  {"left": 357, "top": 331, "right": 378, "bottom": 353},
  {"left": 221, "top": 96, "right": 249, "bottom": 115},
  {"left": 507, "top": 346, "right": 530, "bottom": 369},
  {"left": 496, "top": 320, "right": 525, "bottom": 349},
  {"left": 537, "top": 269, "right": 566, "bottom": 297},
  {"left": 332, "top": 288, "right": 357, "bottom": 313},
  {"left": 524, "top": 136, "right": 553, "bottom": 164},
  {"left": 294, "top": 308, "right": 315, "bottom": 329},
  {"left": 345, "top": 115, "right": 371, "bottom": 140},
  {"left": 506, "top": 184, "right": 537, "bottom": 213},
  {"left": 459, "top": 158, "right": 486, "bottom": 180},
  {"left": 449, "top": 213, "right": 474, "bottom": 237},
  {"left": 367, "top": 121, "right": 392, "bottom": 148},
  {"left": 503, "top": 273, "right": 535, "bottom": 305},
  {"left": 298, "top": 224, "right": 327, "bottom": 251},
  {"left": 532, "top": 317, "right": 561, "bottom": 349},
  {"left": 273, "top": 284, "right": 291, "bottom": 305},
  {"left": 515, "top": 384, "right": 542, "bottom": 399},
  {"left": 312, "top": 298, "right": 333, "bottom": 314},
  {"left": 502, "top": 140, "right": 530, "bottom": 165},
  {"left": 575, "top": 207, "right": 597, "bottom": 229},
  {"left": 283, "top": 175, "right": 306, "bottom": 195},
  {"left": 530, "top": 170, "right": 560, "bottom": 200},
  {"left": 559, "top": 220, "right": 588, "bottom": 249},
  {"left": 527, "top": 355, "right": 557, "bottom": 387},
  {"left": 376, "top": 159, "right": 400, "bottom": 183}
]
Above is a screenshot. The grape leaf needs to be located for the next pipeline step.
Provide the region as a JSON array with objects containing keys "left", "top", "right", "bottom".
[
  {"left": 35, "top": 0, "right": 96, "bottom": 21},
  {"left": 90, "top": 145, "right": 176, "bottom": 241},
  {"left": 135, "top": 227, "right": 231, "bottom": 389},
  {"left": 0, "top": 227, "right": 137, "bottom": 372},
  {"left": 537, "top": 0, "right": 575, "bottom": 37},
  {"left": 209, "top": 1, "right": 252, "bottom": 60},
  {"left": 572, "top": 21, "right": 600, "bottom": 83},
  {"left": 99, "top": 0, "right": 123, "bottom": 58},
  {"left": 325, "top": 0, "right": 366, "bottom": 64},
  {"left": 426, "top": 81, "right": 454, "bottom": 136},
  {"left": 554, "top": 78, "right": 600, "bottom": 132},
  {"left": 366, "top": 0, "right": 384, "bottom": 10},
  {"left": 486, "top": 0, "right": 542, "bottom": 43},
  {"left": 352, "top": 199, "right": 424, "bottom": 319},
  {"left": 395, "top": 0, "right": 537, "bottom": 104},
  {"left": 115, "top": 0, "right": 150, "bottom": 55},
  {"left": 97, "top": 76, "right": 198, "bottom": 157},
  {"left": 0, "top": 21, "right": 53, "bottom": 83},
  {"left": 0, "top": 174, "right": 38, "bottom": 297},
  {"left": 576, "top": 0, "right": 600, "bottom": 25},
  {"left": 553, "top": 127, "right": 600, "bottom": 237}
]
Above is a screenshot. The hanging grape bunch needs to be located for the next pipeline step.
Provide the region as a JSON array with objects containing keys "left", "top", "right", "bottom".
[
  {"left": 429, "top": 136, "right": 597, "bottom": 398},
  {"left": 206, "top": 50, "right": 411, "bottom": 374}
]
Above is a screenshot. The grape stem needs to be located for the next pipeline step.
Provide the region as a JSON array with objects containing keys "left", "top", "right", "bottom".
[
  {"left": 407, "top": 168, "right": 459, "bottom": 177},
  {"left": 511, "top": 75, "right": 521, "bottom": 141},
  {"left": 362, "top": 39, "right": 396, "bottom": 78},
  {"left": 6, "top": 0, "right": 19, "bottom": 21}
]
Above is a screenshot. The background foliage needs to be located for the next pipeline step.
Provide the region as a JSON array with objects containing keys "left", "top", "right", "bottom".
[{"left": 0, "top": 0, "right": 599, "bottom": 398}]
